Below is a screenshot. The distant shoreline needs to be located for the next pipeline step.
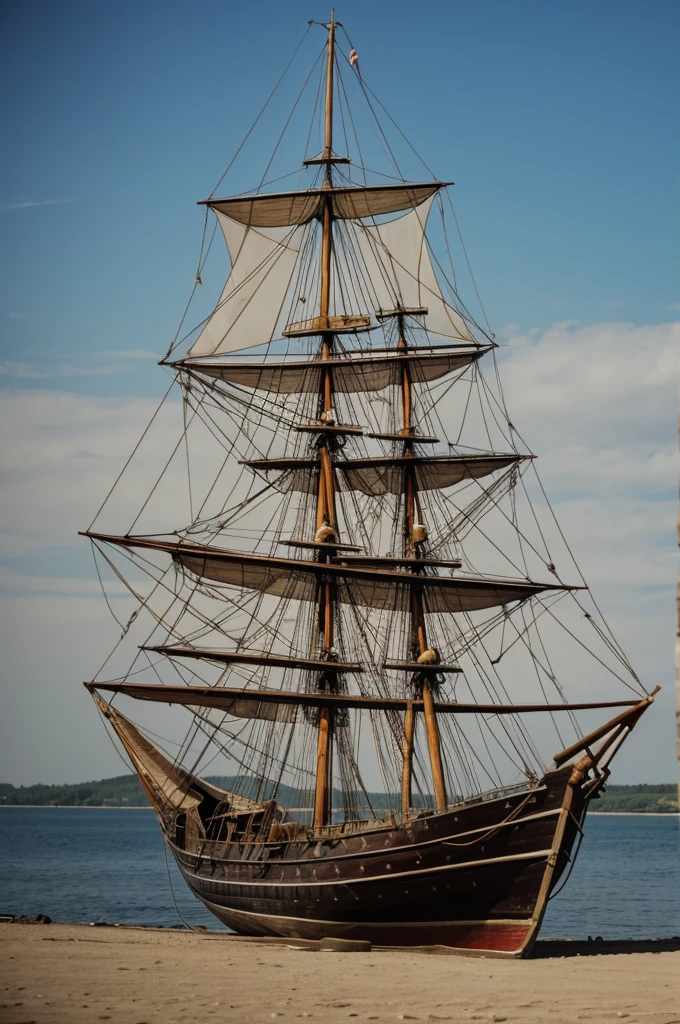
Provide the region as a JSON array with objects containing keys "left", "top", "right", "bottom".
[
  {"left": 0, "top": 804, "right": 153, "bottom": 810},
  {"left": 1, "top": 805, "right": 678, "bottom": 816},
  {"left": 588, "top": 811, "right": 680, "bottom": 817},
  {"left": 3, "top": 776, "right": 676, "bottom": 815}
]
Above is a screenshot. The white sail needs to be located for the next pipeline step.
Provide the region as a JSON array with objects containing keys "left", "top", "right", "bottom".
[
  {"left": 188, "top": 213, "right": 304, "bottom": 358},
  {"left": 349, "top": 196, "right": 475, "bottom": 341},
  {"left": 189, "top": 195, "right": 474, "bottom": 359}
]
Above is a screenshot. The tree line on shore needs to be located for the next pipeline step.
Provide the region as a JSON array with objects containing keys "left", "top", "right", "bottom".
[{"left": 1, "top": 776, "right": 677, "bottom": 813}]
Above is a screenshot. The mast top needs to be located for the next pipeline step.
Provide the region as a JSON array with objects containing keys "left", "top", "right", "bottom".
[{"left": 322, "top": 9, "right": 337, "bottom": 177}]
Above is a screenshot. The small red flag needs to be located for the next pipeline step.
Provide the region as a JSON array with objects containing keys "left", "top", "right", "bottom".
[{"left": 349, "top": 48, "right": 359, "bottom": 67}]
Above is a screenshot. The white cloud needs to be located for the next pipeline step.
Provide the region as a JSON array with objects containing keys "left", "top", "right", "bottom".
[
  {"left": 498, "top": 319, "right": 680, "bottom": 447},
  {"left": 0, "top": 592, "right": 139, "bottom": 783},
  {"left": 0, "top": 199, "right": 75, "bottom": 212},
  {"left": 0, "top": 567, "right": 129, "bottom": 599},
  {"left": 0, "top": 389, "right": 183, "bottom": 556},
  {"left": 492, "top": 320, "right": 679, "bottom": 593},
  {"left": 0, "top": 361, "right": 129, "bottom": 379},
  {"left": 0, "top": 362, "right": 51, "bottom": 379},
  {"left": 7, "top": 312, "right": 23, "bottom": 320}
]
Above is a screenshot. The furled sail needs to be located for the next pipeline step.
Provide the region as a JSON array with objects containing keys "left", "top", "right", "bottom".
[
  {"left": 243, "top": 453, "right": 528, "bottom": 496},
  {"left": 348, "top": 196, "right": 475, "bottom": 340},
  {"left": 146, "top": 646, "right": 364, "bottom": 673},
  {"left": 83, "top": 532, "right": 575, "bottom": 613},
  {"left": 188, "top": 214, "right": 304, "bottom": 358},
  {"left": 182, "top": 346, "right": 490, "bottom": 393},
  {"left": 202, "top": 182, "right": 445, "bottom": 227},
  {"left": 90, "top": 692, "right": 262, "bottom": 812},
  {"left": 92, "top": 681, "right": 640, "bottom": 718}
]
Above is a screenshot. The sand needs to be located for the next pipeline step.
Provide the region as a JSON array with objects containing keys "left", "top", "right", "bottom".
[{"left": 1, "top": 924, "right": 679, "bottom": 1024}]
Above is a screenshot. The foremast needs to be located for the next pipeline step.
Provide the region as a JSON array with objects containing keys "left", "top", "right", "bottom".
[
  {"left": 397, "top": 313, "right": 447, "bottom": 814},
  {"left": 314, "top": 10, "right": 338, "bottom": 828}
]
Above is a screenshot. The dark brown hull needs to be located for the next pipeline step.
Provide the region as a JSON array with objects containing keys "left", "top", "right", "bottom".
[{"left": 169, "top": 765, "right": 587, "bottom": 957}]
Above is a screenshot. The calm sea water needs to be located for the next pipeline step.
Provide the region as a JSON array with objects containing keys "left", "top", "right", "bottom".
[{"left": 1, "top": 808, "right": 678, "bottom": 939}]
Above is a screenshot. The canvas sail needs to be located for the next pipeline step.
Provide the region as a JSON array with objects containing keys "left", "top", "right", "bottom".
[
  {"left": 244, "top": 453, "right": 525, "bottom": 496},
  {"left": 348, "top": 196, "right": 475, "bottom": 341},
  {"left": 182, "top": 347, "right": 488, "bottom": 393},
  {"left": 188, "top": 214, "right": 304, "bottom": 358},
  {"left": 203, "top": 182, "right": 444, "bottom": 226},
  {"left": 188, "top": 192, "right": 472, "bottom": 358}
]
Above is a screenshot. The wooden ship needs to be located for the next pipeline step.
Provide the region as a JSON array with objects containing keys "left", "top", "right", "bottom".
[{"left": 82, "top": 13, "right": 656, "bottom": 956}]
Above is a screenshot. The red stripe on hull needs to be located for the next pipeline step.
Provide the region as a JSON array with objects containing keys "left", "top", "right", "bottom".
[{"left": 201, "top": 899, "right": 533, "bottom": 955}]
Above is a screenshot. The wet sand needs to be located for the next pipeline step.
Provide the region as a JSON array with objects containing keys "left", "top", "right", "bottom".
[{"left": 1, "top": 923, "right": 679, "bottom": 1024}]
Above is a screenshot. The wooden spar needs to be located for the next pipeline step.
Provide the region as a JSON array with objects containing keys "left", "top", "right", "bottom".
[
  {"left": 313, "top": 10, "right": 337, "bottom": 829},
  {"left": 322, "top": 10, "right": 335, "bottom": 163},
  {"left": 398, "top": 311, "right": 448, "bottom": 813},
  {"left": 314, "top": 708, "right": 331, "bottom": 826},
  {"left": 422, "top": 678, "right": 447, "bottom": 809},
  {"left": 341, "top": 557, "right": 462, "bottom": 569},
  {"left": 317, "top": 12, "right": 335, "bottom": 326},
  {"left": 552, "top": 687, "right": 659, "bottom": 766},
  {"left": 81, "top": 530, "right": 577, "bottom": 608},
  {"left": 318, "top": 448, "right": 336, "bottom": 525},
  {"left": 410, "top": 587, "right": 448, "bottom": 809},
  {"left": 401, "top": 700, "right": 415, "bottom": 811},
  {"left": 319, "top": 200, "right": 333, "bottom": 339},
  {"left": 315, "top": 459, "right": 327, "bottom": 530},
  {"left": 284, "top": 539, "right": 365, "bottom": 552},
  {"left": 87, "top": 680, "right": 643, "bottom": 716},
  {"left": 143, "top": 646, "right": 364, "bottom": 672},
  {"left": 400, "top": 315, "right": 416, "bottom": 814},
  {"left": 399, "top": 318, "right": 412, "bottom": 432},
  {"left": 410, "top": 585, "right": 428, "bottom": 653},
  {"left": 314, "top": 570, "right": 335, "bottom": 827}
]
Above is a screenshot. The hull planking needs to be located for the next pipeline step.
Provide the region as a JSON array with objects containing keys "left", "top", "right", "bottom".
[{"left": 166, "top": 765, "right": 587, "bottom": 957}]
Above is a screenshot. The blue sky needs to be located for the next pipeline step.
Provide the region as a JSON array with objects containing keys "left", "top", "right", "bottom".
[
  {"left": 2, "top": 0, "right": 677, "bottom": 394},
  {"left": 1, "top": 0, "right": 679, "bottom": 785}
]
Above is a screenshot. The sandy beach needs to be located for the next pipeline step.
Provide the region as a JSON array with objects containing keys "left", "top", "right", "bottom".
[{"left": 1, "top": 924, "right": 679, "bottom": 1024}]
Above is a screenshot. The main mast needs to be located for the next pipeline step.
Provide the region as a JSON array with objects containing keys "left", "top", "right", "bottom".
[{"left": 313, "top": 10, "right": 338, "bottom": 828}]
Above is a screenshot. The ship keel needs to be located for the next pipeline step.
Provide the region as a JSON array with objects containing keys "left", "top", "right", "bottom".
[{"left": 197, "top": 901, "right": 536, "bottom": 955}]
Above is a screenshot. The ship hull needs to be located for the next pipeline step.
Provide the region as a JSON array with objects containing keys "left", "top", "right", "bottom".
[{"left": 169, "top": 765, "right": 586, "bottom": 957}]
